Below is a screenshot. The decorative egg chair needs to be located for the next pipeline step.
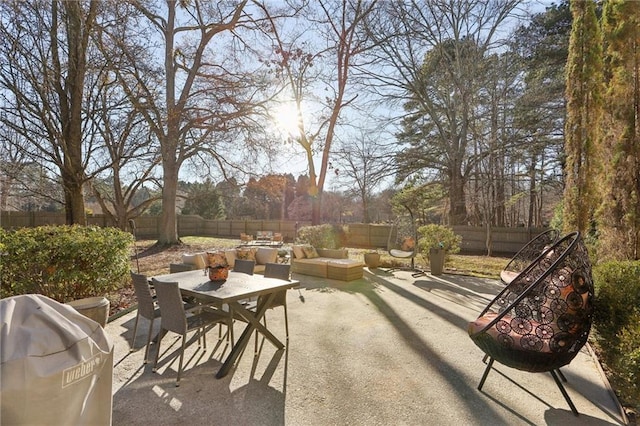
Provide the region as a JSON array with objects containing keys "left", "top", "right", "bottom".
[
  {"left": 386, "top": 212, "right": 424, "bottom": 277},
  {"left": 500, "top": 229, "right": 560, "bottom": 285},
  {"left": 468, "top": 232, "right": 594, "bottom": 416}
]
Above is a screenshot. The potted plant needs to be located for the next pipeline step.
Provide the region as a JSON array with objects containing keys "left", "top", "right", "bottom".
[{"left": 417, "top": 224, "right": 462, "bottom": 275}]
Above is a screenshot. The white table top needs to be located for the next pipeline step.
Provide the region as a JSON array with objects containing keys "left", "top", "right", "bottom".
[{"left": 151, "top": 270, "right": 299, "bottom": 303}]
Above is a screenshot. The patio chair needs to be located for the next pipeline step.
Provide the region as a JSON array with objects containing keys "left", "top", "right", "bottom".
[
  {"left": 151, "top": 278, "right": 231, "bottom": 386},
  {"left": 500, "top": 229, "right": 560, "bottom": 285},
  {"left": 386, "top": 214, "right": 424, "bottom": 277},
  {"left": 254, "top": 263, "right": 291, "bottom": 353},
  {"left": 468, "top": 231, "right": 594, "bottom": 416},
  {"left": 129, "top": 272, "right": 161, "bottom": 363},
  {"left": 233, "top": 259, "right": 255, "bottom": 275}
]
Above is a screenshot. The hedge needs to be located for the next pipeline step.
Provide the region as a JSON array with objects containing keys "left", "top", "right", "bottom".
[{"left": 0, "top": 225, "right": 134, "bottom": 302}]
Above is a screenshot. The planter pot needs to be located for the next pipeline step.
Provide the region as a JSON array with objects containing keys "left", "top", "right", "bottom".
[
  {"left": 66, "top": 296, "right": 110, "bottom": 327},
  {"left": 429, "top": 248, "right": 445, "bottom": 275},
  {"left": 364, "top": 252, "right": 381, "bottom": 269}
]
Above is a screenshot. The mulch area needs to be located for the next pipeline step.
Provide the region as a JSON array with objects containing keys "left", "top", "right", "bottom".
[{"left": 108, "top": 242, "right": 209, "bottom": 317}]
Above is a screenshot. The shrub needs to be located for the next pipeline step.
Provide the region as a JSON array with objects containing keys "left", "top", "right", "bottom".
[
  {"left": 296, "top": 224, "right": 347, "bottom": 249},
  {"left": 0, "top": 225, "right": 134, "bottom": 302},
  {"left": 592, "top": 260, "right": 640, "bottom": 411},
  {"left": 417, "top": 224, "right": 462, "bottom": 256}
]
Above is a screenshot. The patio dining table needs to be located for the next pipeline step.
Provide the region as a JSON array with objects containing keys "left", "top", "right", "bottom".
[{"left": 151, "top": 269, "right": 299, "bottom": 378}]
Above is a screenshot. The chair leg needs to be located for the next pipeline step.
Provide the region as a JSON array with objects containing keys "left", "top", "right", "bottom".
[
  {"left": 550, "top": 370, "right": 579, "bottom": 416},
  {"left": 130, "top": 313, "right": 140, "bottom": 352},
  {"left": 152, "top": 327, "right": 165, "bottom": 373},
  {"left": 202, "top": 326, "right": 207, "bottom": 349},
  {"left": 555, "top": 368, "right": 567, "bottom": 382},
  {"left": 478, "top": 357, "right": 494, "bottom": 390},
  {"left": 176, "top": 336, "right": 186, "bottom": 387},
  {"left": 143, "top": 318, "right": 155, "bottom": 364}
]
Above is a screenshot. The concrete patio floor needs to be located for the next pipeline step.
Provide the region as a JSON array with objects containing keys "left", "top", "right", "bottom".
[{"left": 108, "top": 268, "right": 628, "bottom": 425}]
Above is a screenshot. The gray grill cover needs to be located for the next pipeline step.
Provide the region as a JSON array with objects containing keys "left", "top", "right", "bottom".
[{"left": 1, "top": 294, "right": 113, "bottom": 425}]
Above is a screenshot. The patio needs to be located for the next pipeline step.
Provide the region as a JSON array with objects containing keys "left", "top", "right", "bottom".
[{"left": 109, "top": 269, "right": 627, "bottom": 425}]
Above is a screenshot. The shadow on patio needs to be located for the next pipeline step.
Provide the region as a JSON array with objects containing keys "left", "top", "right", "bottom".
[{"left": 108, "top": 269, "right": 627, "bottom": 425}]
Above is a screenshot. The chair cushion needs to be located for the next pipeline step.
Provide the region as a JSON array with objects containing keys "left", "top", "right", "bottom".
[{"left": 500, "top": 270, "right": 519, "bottom": 284}]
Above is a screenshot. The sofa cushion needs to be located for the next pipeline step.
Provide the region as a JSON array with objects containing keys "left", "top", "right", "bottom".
[
  {"left": 327, "top": 259, "right": 364, "bottom": 281},
  {"left": 182, "top": 252, "right": 206, "bottom": 269},
  {"left": 292, "top": 245, "right": 306, "bottom": 259},
  {"left": 255, "top": 247, "right": 278, "bottom": 265},
  {"left": 316, "top": 248, "right": 348, "bottom": 259},
  {"left": 293, "top": 257, "right": 333, "bottom": 266},
  {"left": 224, "top": 249, "right": 237, "bottom": 268},
  {"left": 302, "top": 245, "right": 319, "bottom": 259}
]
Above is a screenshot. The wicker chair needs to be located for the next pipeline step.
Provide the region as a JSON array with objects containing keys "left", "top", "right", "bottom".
[
  {"left": 500, "top": 229, "right": 560, "bottom": 285},
  {"left": 468, "top": 232, "right": 594, "bottom": 416},
  {"left": 233, "top": 259, "right": 255, "bottom": 275},
  {"left": 253, "top": 263, "right": 292, "bottom": 354},
  {"left": 129, "top": 272, "right": 161, "bottom": 363},
  {"left": 151, "top": 279, "right": 231, "bottom": 386}
]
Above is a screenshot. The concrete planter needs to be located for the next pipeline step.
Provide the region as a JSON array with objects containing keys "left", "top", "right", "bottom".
[{"left": 66, "top": 296, "right": 110, "bottom": 327}]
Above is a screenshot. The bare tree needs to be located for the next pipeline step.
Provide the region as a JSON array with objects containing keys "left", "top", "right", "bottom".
[
  {"left": 0, "top": 0, "right": 101, "bottom": 225},
  {"left": 105, "top": 0, "right": 275, "bottom": 245},
  {"left": 87, "top": 71, "right": 162, "bottom": 229},
  {"left": 364, "top": 0, "right": 520, "bottom": 225},
  {"left": 255, "top": 0, "right": 380, "bottom": 224},
  {"left": 333, "top": 128, "right": 395, "bottom": 223}
]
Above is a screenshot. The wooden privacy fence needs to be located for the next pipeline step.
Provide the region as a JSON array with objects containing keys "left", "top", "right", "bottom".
[{"left": 0, "top": 211, "right": 548, "bottom": 256}]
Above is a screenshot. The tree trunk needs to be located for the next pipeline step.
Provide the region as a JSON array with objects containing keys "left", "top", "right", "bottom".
[
  {"left": 63, "top": 181, "right": 86, "bottom": 226},
  {"left": 449, "top": 170, "right": 467, "bottom": 225},
  {"left": 158, "top": 157, "right": 179, "bottom": 245}
]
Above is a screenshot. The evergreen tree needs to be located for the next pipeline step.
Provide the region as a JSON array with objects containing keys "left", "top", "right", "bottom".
[
  {"left": 181, "top": 179, "right": 225, "bottom": 220},
  {"left": 598, "top": 0, "right": 640, "bottom": 260},
  {"left": 563, "top": 0, "right": 603, "bottom": 234}
]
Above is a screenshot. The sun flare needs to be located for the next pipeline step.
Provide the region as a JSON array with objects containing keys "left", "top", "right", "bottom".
[{"left": 273, "top": 103, "right": 302, "bottom": 137}]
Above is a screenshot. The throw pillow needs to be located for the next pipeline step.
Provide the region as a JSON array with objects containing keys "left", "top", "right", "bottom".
[
  {"left": 224, "top": 249, "right": 237, "bottom": 268},
  {"left": 401, "top": 237, "right": 415, "bottom": 251},
  {"left": 236, "top": 248, "right": 257, "bottom": 261},
  {"left": 182, "top": 253, "right": 206, "bottom": 269},
  {"left": 292, "top": 245, "right": 306, "bottom": 259},
  {"left": 302, "top": 245, "right": 319, "bottom": 259},
  {"left": 255, "top": 247, "right": 278, "bottom": 265}
]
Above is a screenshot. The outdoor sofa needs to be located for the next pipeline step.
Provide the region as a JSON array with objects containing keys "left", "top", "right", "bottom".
[
  {"left": 290, "top": 245, "right": 364, "bottom": 281},
  {"left": 170, "top": 247, "right": 278, "bottom": 274}
]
